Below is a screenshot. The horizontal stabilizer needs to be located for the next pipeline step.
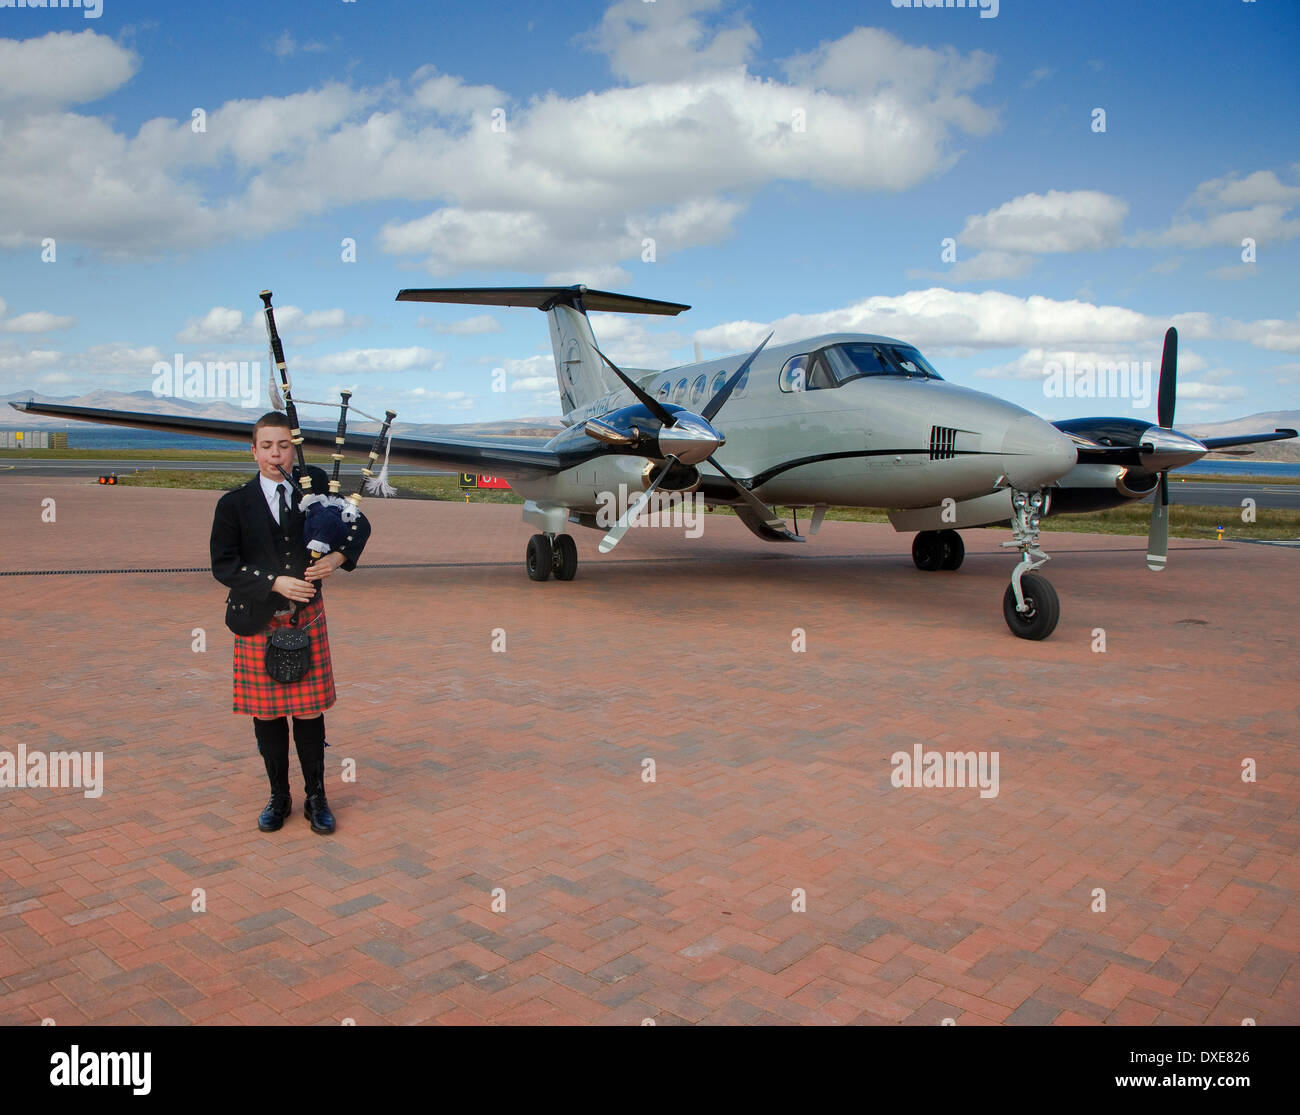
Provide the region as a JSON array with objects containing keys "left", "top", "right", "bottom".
[{"left": 396, "top": 285, "right": 689, "bottom": 316}]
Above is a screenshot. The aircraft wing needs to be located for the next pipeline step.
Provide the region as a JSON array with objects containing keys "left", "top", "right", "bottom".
[
  {"left": 1198, "top": 428, "right": 1298, "bottom": 450},
  {"left": 8, "top": 401, "right": 565, "bottom": 482},
  {"left": 1070, "top": 427, "right": 1297, "bottom": 466}
]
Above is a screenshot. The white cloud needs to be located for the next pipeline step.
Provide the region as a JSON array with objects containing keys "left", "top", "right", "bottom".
[
  {"left": 1142, "top": 168, "right": 1300, "bottom": 249},
  {"left": 909, "top": 250, "right": 1035, "bottom": 283},
  {"left": 405, "top": 388, "right": 476, "bottom": 410},
  {"left": 268, "top": 31, "right": 329, "bottom": 58},
  {"left": 1206, "top": 264, "right": 1259, "bottom": 281},
  {"left": 1149, "top": 204, "right": 1300, "bottom": 249},
  {"left": 1, "top": 310, "right": 76, "bottom": 333},
  {"left": 0, "top": 16, "right": 998, "bottom": 271},
  {"left": 692, "top": 287, "right": 1300, "bottom": 355},
  {"left": 175, "top": 304, "right": 367, "bottom": 344},
  {"left": 974, "top": 348, "right": 1157, "bottom": 382},
  {"left": 960, "top": 190, "right": 1129, "bottom": 254},
  {"left": 175, "top": 307, "right": 245, "bottom": 344},
  {"left": 580, "top": 0, "right": 758, "bottom": 83},
  {"left": 429, "top": 314, "right": 503, "bottom": 336},
  {"left": 1189, "top": 169, "right": 1300, "bottom": 209},
  {"left": 0, "top": 31, "right": 137, "bottom": 110},
  {"left": 411, "top": 68, "right": 508, "bottom": 121},
  {"left": 0, "top": 347, "right": 62, "bottom": 375},
  {"left": 304, "top": 347, "right": 445, "bottom": 376},
  {"left": 1176, "top": 381, "right": 1246, "bottom": 402}
]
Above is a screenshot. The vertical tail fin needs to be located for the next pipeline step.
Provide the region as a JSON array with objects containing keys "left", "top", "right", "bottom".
[{"left": 396, "top": 285, "right": 690, "bottom": 419}]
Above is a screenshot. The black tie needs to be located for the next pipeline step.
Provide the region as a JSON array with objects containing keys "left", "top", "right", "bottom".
[{"left": 276, "top": 483, "right": 289, "bottom": 526}]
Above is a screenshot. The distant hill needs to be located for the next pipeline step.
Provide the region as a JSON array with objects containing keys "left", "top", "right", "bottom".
[{"left": 1184, "top": 411, "right": 1300, "bottom": 462}]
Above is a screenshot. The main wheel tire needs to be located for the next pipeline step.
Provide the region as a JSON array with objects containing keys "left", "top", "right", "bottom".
[
  {"left": 939, "top": 529, "right": 965, "bottom": 571},
  {"left": 1003, "top": 572, "right": 1060, "bottom": 640},
  {"left": 526, "top": 534, "right": 553, "bottom": 581},
  {"left": 912, "top": 531, "right": 945, "bottom": 571},
  {"left": 553, "top": 534, "right": 578, "bottom": 580}
]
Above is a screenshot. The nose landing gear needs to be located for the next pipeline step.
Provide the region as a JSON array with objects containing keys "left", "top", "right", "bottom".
[{"left": 1001, "top": 489, "right": 1058, "bottom": 640}]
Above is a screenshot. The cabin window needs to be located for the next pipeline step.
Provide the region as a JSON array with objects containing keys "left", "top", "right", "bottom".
[
  {"left": 711, "top": 371, "right": 727, "bottom": 396},
  {"left": 779, "top": 354, "right": 810, "bottom": 393},
  {"left": 825, "top": 343, "right": 943, "bottom": 383},
  {"left": 656, "top": 381, "right": 670, "bottom": 402},
  {"left": 689, "top": 374, "right": 707, "bottom": 406},
  {"left": 806, "top": 352, "right": 836, "bottom": 390},
  {"left": 672, "top": 377, "right": 689, "bottom": 403}
]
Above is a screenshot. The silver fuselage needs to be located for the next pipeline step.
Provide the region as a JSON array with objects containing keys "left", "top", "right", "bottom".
[{"left": 518, "top": 333, "right": 1076, "bottom": 512}]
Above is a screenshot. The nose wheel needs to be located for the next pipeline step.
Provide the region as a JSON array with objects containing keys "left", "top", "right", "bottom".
[{"left": 1002, "top": 573, "right": 1059, "bottom": 640}]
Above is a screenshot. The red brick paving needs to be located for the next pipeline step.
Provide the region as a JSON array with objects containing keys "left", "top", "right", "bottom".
[{"left": 0, "top": 476, "right": 1297, "bottom": 1025}]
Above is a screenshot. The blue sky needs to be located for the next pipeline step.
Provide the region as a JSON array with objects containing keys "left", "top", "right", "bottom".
[{"left": 1, "top": 0, "right": 1297, "bottom": 428}]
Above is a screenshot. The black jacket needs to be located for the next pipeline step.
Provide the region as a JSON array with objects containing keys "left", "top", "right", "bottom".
[{"left": 211, "top": 465, "right": 371, "bottom": 635}]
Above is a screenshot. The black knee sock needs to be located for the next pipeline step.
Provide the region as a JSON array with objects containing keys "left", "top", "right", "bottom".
[
  {"left": 292, "top": 715, "right": 326, "bottom": 766},
  {"left": 254, "top": 717, "right": 289, "bottom": 762}
]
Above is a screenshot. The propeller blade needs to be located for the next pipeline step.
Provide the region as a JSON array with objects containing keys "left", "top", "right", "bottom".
[
  {"left": 1147, "top": 471, "right": 1169, "bottom": 572},
  {"left": 707, "top": 454, "right": 803, "bottom": 541},
  {"left": 1158, "top": 327, "right": 1177, "bottom": 429},
  {"left": 598, "top": 456, "right": 677, "bottom": 553},
  {"left": 590, "top": 344, "right": 677, "bottom": 427},
  {"left": 700, "top": 332, "right": 773, "bottom": 423}
]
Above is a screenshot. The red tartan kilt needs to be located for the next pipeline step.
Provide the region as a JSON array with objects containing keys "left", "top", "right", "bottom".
[{"left": 232, "top": 593, "right": 336, "bottom": 717}]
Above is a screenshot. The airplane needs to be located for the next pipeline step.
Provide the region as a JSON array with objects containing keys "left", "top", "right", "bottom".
[{"left": 12, "top": 284, "right": 1296, "bottom": 640}]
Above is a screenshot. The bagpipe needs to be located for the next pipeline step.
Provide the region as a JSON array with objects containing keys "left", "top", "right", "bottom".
[{"left": 259, "top": 289, "right": 397, "bottom": 561}]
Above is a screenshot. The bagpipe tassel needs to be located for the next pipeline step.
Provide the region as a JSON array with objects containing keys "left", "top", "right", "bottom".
[{"left": 362, "top": 419, "right": 398, "bottom": 498}]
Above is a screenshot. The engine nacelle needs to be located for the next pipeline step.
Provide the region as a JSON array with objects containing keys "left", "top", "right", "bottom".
[{"left": 1046, "top": 462, "right": 1159, "bottom": 515}]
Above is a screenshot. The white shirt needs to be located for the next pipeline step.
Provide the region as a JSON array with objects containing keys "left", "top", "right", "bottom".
[{"left": 259, "top": 473, "right": 292, "bottom": 524}]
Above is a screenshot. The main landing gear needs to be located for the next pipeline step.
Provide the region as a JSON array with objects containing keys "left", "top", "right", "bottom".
[
  {"left": 526, "top": 532, "right": 578, "bottom": 582},
  {"left": 1000, "top": 489, "right": 1058, "bottom": 640},
  {"left": 911, "top": 529, "right": 965, "bottom": 571}
]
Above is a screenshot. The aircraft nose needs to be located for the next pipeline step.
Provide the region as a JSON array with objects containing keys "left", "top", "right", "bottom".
[{"left": 1000, "top": 415, "right": 1077, "bottom": 490}]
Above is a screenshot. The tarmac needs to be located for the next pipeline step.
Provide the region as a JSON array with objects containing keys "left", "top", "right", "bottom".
[{"left": 1, "top": 476, "right": 1296, "bottom": 1025}]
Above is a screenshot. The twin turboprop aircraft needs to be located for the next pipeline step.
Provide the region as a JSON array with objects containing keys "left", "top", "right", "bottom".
[{"left": 13, "top": 284, "right": 1296, "bottom": 639}]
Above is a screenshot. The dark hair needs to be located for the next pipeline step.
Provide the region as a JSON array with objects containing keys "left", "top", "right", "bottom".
[{"left": 252, "top": 411, "right": 292, "bottom": 442}]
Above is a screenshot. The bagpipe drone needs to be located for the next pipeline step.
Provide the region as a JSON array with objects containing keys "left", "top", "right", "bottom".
[{"left": 258, "top": 289, "right": 397, "bottom": 562}]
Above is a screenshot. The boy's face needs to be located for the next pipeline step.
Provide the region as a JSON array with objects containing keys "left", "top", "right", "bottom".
[{"left": 251, "top": 425, "right": 294, "bottom": 480}]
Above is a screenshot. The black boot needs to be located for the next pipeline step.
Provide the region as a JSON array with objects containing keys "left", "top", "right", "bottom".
[
  {"left": 254, "top": 717, "right": 291, "bottom": 832},
  {"left": 293, "top": 715, "right": 335, "bottom": 835}
]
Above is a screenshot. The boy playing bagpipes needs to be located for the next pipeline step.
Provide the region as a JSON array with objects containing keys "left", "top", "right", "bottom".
[{"left": 209, "top": 291, "right": 393, "bottom": 835}]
